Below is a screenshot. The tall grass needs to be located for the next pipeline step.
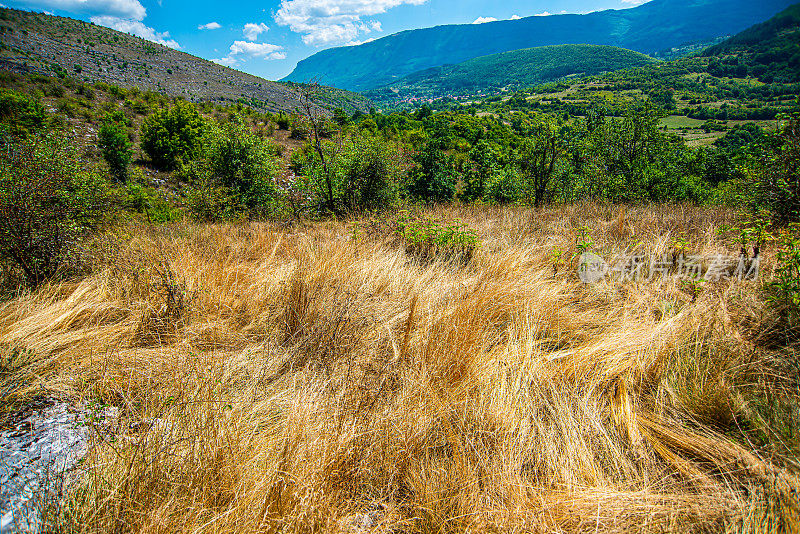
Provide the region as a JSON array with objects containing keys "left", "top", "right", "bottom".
[{"left": 1, "top": 203, "right": 798, "bottom": 533}]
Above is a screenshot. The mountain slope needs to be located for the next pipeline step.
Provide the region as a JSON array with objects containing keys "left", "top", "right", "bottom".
[
  {"left": 701, "top": 3, "right": 800, "bottom": 83},
  {"left": 0, "top": 8, "right": 372, "bottom": 113},
  {"left": 283, "top": 0, "right": 796, "bottom": 91},
  {"left": 367, "top": 44, "right": 657, "bottom": 102}
]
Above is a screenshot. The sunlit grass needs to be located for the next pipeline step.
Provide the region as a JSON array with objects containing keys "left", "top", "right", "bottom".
[{"left": 1, "top": 203, "right": 798, "bottom": 533}]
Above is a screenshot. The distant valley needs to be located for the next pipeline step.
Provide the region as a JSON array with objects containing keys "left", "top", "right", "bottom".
[
  {"left": 283, "top": 0, "right": 797, "bottom": 91},
  {"left": 366, "top": 44, "right": 657, "bottom": 105}
]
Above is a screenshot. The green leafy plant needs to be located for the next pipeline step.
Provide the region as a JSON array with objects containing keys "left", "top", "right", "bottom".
[
  {"left": 140, "top": 101, "right": 207, "bottom": 170},
  {"left": 183, "top": 115, "right": 279, "bottom": 220},
  {"left": 0, "top": 89, "right": 46, "bottom": 137},
  {"left": 0, "top": 135, "right": 113, "bottom": 287},
  {"left": 574, "top": 225, "right": 594, "bottom": 257},
  {"left": 98, "top": 110, "right": 132, "bottom": 181},
  {"left": 394, "top": 212, "right": 479, "bottom": 264},
  {"left": 550, "top": 247, "right": 565, "bottom": 274},
  {"left": 768, "top": 224, "right": 800, "bottom": 329}
]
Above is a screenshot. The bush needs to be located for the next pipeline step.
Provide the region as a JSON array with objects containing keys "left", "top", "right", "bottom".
[
  {"left": 396, "top": 212, "right": 479, "bottom": 264},
  {"left": 335, "top": 135, "right": 403, "bottom": 213},
  {"left": 0, "top": 89, "right": 46, "bottom": 137},
  {"left": 122, "top": 170, "right": 182, "bottom": 223},
  {"left": 769, "top": 224, "right": 800, "bottom": 334},
  {"left": 275, "top": 112, "right": 291, "bottom": 130},
  {"left": 290, "top": 132, "right": 408, "bottom": 215},
  {"left": 487, "top": 168, "right": 521, "bottom": 204},
  {"left": 760, "top": 104, "right": 800, "bottom": 223},
  {"left": 140, "top": 101, "right": 206, "bottom": 170},
  {"left": 0, "top": 135, "right": 113, "bottom": 287},
  {"left": 184, "top": 115, "right": 279, "bottom": 220},
  {"left": 98, "top": 111, "right": 132, "bottom": 181}
]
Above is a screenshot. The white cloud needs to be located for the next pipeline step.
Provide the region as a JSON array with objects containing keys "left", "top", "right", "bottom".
[
  {"left": 534, "top": 11, "right": 552, "bottom": 16},
  {"left": 198, "top": 21, "right": 221, "bottom": 30},
  {"left": 229, "top": 40, "right": 284, "bottom": 59},
  {"left": 509, "top": 14, "right": 521, "bottom": 20},
  {"left": 621, "top": 0, "right": 651, "bottom": 4},
  {"left": 18, "top": 0, "right": 145, "bottom": 20},
  {"left": 211, "top": 56, "right": 238, "bottom": 67},
  {"left": 472, "top": 16, "right": 496, "bottom": 24},
  {"left": 274, "top": 0, "right": 424, "bottom": 46},
  {"left": 214, "top": 40, "right": 286, "bottom": 66},
  {"left": 243, "top": 22, "right": 269, "bottom": 41},
  {"left": 90, "top": 15, "right": 180, "bottom": 48}
]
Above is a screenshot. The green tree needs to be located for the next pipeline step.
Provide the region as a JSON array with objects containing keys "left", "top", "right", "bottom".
[
  {"left": 98, "top": 111, "right": 132, "bottom": 181},
  {"left": 140, "top": 101, "right": 206, "bottom": 170},
  {"left": 337, "top": 134, "right": 402, "bottom": 213},
  {"left": 289, "top": 132, "right": 405, "bottom": 214},
  {"left": 517, "top": 116, "right": 562, "bottom": 207},
  {"left": 408, "top": 138, "right": 457, "bottom": 203},
  {"left": 759, "top": 99, "right": 800, "bottom": 223}
]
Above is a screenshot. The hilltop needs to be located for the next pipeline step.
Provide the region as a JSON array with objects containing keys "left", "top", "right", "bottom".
[
  {"left": 0, "top": 7, "right": 372, "bottom": 114},
  {"left": 282, "top": 0, "right": 796, "bottom": 91},
  {"left": 366, "top": 44, "right": 657, "bottom": 105}
]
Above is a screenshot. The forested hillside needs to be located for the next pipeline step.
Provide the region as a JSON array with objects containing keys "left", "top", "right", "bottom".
[
  {"left": 367, "top": 45, "right": 656, "bottom": 104},
  {"left": 702, "top": 3, "right": 800, "bottom": 83}
]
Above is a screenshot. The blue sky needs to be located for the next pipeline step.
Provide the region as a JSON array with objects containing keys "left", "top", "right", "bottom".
[{"left": 5, "top": 0, "right": 651, "bottom": 80}]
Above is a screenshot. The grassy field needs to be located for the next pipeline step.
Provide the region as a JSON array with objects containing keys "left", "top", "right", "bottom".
[
  {"left": 659, "top": 115, "right": 707, "bottom": 130},
  {"left": 1, "top": 204, "right": 799, "bottom": 532}
]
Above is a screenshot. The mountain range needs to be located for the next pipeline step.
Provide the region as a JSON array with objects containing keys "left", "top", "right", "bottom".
[{"left": 283, "top": 0, "right": 797, "bottom": 91}]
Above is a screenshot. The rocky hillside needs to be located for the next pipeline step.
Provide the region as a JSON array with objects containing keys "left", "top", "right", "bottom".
[{"left": 0, "top": 7, "right": 372, "bottom": 114}]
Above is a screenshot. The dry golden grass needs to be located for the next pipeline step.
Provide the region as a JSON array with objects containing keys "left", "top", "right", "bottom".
[{"left": 1, "top": 203, "right": 799, "bottom": 533}]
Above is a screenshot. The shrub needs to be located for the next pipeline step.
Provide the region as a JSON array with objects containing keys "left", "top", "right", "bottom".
[
  {"left": 769, "top": 224, "right": 800, "bottom": 334},
  {"left": 396, "top": 212, "right": 479, "bottom": 264},
  {"left": 184, "top": 115, "right": 279, "bottom": 220},
  {"left": 331, "top": 135, "right": 404, "bottom": 213},
  {"left": 759, "top": 103, "right": 800, "bottom": 223},
  {"left": 0, "top": 135, "right": 113, "bottom": 287},
  {"left": 98, "top": 111, "right": 132, "bottom": 181},
  {"left": 487, "top": 168, "right": 521, "bottom": 204},
  {"left": 140, "top": 101, "right": 206, "bottom": 170},
  {"left": 0, "top": 89, "right": 46, "bottom": 137},
  {"left": 275, "top": 112, "right": 291, "bottom": 130},
  {"left": 291, "top": 133, "right": 408, "bottom": 215}
]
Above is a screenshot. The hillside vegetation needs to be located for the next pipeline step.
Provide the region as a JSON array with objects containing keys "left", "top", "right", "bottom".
[
  {"left": 283, "top": 0, "right": 796, "bottom": 90},
  {"left": 703, "top": 3, "right": 800, "bottom": 84},
  {"left": 367, "top": 45, "right": 657, "bottom": 103},
  {"left": 0, "top": 8, "right": 371, "bottom": 114}
]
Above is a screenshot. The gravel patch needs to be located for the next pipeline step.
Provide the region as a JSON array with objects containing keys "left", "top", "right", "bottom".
[{"left": 0, "top": 402, "right": 117, "bottom": 533}]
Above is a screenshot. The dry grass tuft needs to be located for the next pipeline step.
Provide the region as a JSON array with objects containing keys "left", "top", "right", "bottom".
[{"left": 1, "top": 203, "right": 798, "bottom": 533}]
